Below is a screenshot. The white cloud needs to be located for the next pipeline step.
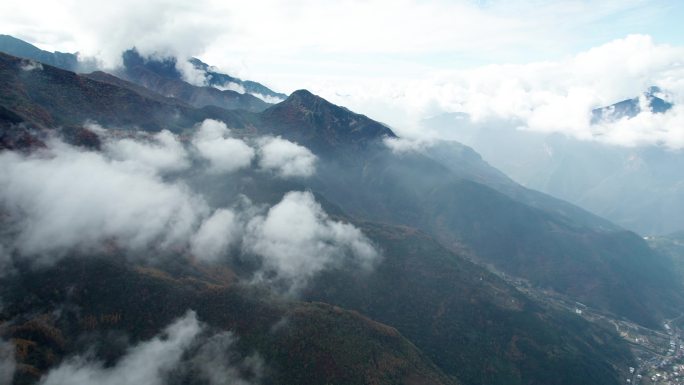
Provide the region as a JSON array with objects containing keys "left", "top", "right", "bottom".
[
  {"left": 20, "top": 59, "right": 43, "bottom": 71},
  {"left": 308, "top": 34, "right": 684, "bottom": 148},
  {"left": 0, "top": 140, "right": 207, "bottom": 259},
  {"left": 250, "top": 93, "right": 285, "bottom": 104},
  {"left": 256, "top": 137, "right": 317, "bottom": 178},
  {"left": 2, "top": 1, "right": 682, "bottom": 151},
  {"left": 591, "top": 104, "right": 684, "bottom": 148},
  {"left": 102, "top": 129, "right": 190, "bottom": 174},
  {"left": 1, "top": 0, "right": 226, "bottom": 69},
  {"left": 0, "top": 132, "right": 376, "bottom": 291},
  {"left": 243, "top": 191, "right": 379, "bottom": 292},
  {"left": 176, "top": 59, "right": 209, "bottom": 86},
  {"left": 40, "top": 311, "right": 201, "bottom": 385},
  {"left": 382, "top": 137, "right": 434, "bottom": 154},
  {"left": 192, "top": 119, "right": 255, "bottom": 174},
  {"left": 190, "top": 209, "right": 239, "bottom": 262},
  {"left": 0, "top": 339, "right": 15, "bottom": 385},
  {"left": 215, "top": 82, "right": 246, "bottom": 94}
]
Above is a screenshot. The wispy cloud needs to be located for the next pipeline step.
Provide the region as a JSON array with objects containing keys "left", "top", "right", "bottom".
[
  {"left": 0, "top": 139, "right": 207, "bottom": 259},
  {"left": 0, "top": 339, "right": 15, "bottom": 385}
]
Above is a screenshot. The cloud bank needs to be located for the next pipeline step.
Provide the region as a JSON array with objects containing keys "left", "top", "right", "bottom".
[
  {"left": 0, "top": 123, "right": 374, "bottom": 292},
  {"left": 0, "top": 140, "right": 206, "bottom": 258},
  {"left": 318, "top": 35, "right": 684, "bottom": 149}
]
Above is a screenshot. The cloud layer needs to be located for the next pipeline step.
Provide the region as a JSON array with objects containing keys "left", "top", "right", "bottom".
[
  {"left": 101, "top": 128, "right": 190, "bottom": 173},
  {"left": 0, "top": 140, "right": 206, "bottom": 258},
  {"left": 0, "top": 123, "right": 374, "bottom": 292}
]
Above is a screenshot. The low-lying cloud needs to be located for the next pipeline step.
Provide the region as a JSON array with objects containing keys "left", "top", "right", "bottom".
[
  {"left": 192, "top": 119, "right": 255, "bottom": 174},
  {"left": 101, "top": 128, "right": 190, "bottom": 174},
  {"left": 256, "top": 136, "right": 317, "bottom": 178},
  {"left": 244, "top": 191, "right": 378, "bottom": 293},
  {"left": 215, "top": 81, "right": 247, "bottom": 94},
  {"left": 0, "top": 123, "right": 374, "bottom": 293},
  {"left": 0, "top": 140, "right": 206, "bottom": 259},
  {"left": 41, "top": 311, "right": 201, "bottom": 385},
  {"left": 190, "top": 209, "right": 239, "bottom": 263}
]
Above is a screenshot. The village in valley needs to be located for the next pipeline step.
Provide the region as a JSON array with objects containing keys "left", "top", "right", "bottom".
[{"left": 495, "top": 272, "right": 684, "bottom": 385}]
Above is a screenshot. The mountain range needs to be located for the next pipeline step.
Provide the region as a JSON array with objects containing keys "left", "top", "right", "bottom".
[{"left": 0, "top": 35, "right": 681, "bottom": 385}]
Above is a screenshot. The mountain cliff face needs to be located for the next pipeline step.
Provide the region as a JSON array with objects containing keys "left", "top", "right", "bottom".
[{"left": 0, "top": 49, "right": 667, "bottom": 385}]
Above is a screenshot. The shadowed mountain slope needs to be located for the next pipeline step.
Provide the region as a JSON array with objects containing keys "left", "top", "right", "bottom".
[{"left": 0, "top": 256, "right": 456, "bottom": 385}]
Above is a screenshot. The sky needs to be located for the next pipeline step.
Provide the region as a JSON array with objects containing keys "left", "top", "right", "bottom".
[{"left": 2, "top": 0, "right": 684, "bottom": 146}]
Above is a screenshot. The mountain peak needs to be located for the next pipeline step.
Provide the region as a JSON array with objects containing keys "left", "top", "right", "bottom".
[
  {"left": 280, "top": 89, "right": 330, "bottom": 109},
  {"left": 261, "top": 89, "right": 396, "bottom": 153},
  {"left": 288, "top": 88, "right": 316, "bottom": 99}
]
